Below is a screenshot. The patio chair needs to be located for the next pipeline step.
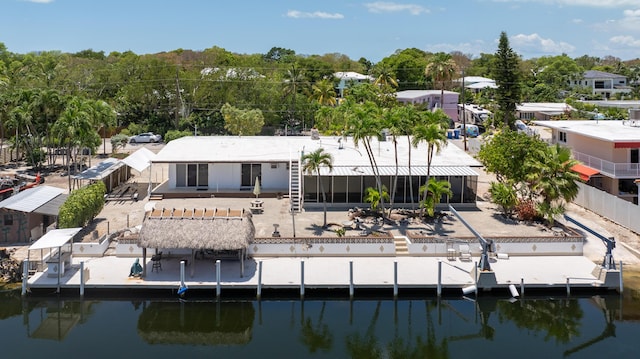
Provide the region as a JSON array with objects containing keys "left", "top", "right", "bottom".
[
  {"left": 459, "top": 244, "right": 472, "bottom": 261},
  {"left": 151, "top": 252, "right": 163, "bottom": 272}
]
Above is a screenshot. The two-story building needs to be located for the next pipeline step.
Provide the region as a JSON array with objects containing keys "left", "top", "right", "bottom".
[
  {"left": 334, "top": 71, "right": 374, "bottom": 98},
  {"left": 534, "top": 120, "right": 640, "bottom": 204},
  {"left": 570, "top": 70, "right": 631, "bottom": 99},
  {"left": 396, "top": 90, "right": 460, "bottom": 122}
]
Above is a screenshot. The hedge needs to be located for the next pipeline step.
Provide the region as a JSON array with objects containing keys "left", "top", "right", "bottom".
[{"left": 58, "top": 181, "right": 107, "bottom": 228}]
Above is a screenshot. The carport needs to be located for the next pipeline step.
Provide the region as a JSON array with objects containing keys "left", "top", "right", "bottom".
[{"left": 28, "top": 227, "right": 82, "bottom": 292}]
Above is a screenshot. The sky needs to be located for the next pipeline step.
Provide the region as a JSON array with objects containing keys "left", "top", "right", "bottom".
[{"left": 4, "top": 0, "right": 640, "bottom": 62}]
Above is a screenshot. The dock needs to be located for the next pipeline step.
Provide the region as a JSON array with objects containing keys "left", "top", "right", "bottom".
[{"left": 25, "top": 254, "right": 621, "bottom": 297}]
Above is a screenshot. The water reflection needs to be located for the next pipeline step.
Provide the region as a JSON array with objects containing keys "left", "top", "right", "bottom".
[{"left": 0, "top": 291, "right": 634, "bottom": 357}]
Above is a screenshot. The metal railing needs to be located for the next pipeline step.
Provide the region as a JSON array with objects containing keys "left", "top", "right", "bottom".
[{"left": 572, "top": 150, "right": 640, "bottom": 178}]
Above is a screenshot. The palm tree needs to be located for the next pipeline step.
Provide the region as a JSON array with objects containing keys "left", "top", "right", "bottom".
[
  {"left": 373, "top": 63, "right": 398, "bottom": 88},
  {"left": 346, "top": 101, "right": 387, "bottom": 217},
  {"left": 419, "top": 178, "right": 453, "bottom": 217},
  {"left": 309, "top": 79, "right": 337, "bottom": 107},
  {"left": 301, "top": 147, "right": 334, "bottom": 227},
  {"left": 52, "top": 97, "right": 96, "bottom": 190},
  {"left": 397, "top": 105, "right": 422, "bottom": 210},
  {"left": 363, "top": 186, "right": 390, "bottom": 212},
  {"left": 282, "top": 64, "right": 306, "bottom": 130},
  {"left": 89, "top": 99, "right": 117, "bottom": 156},
  {"left": 412, "top": 109, "right": 449, "bottom": 216},
  {"left": 525, "top": 144, "right": 580, "bottom": 225},
  {"left": 425, "top": 53, "right": 458, "bottom": 109}
]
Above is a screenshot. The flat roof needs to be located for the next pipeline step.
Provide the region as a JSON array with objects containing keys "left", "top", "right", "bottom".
[
  {"left": 517, "top": 103, "right": 573, "bottom": 112},
  {"left": 153, "top": 136, "right": 482, "bottom": 168},
  {"left": 29, "top": 228, "right": 82, "bottom": 251},
  {"left": 396, "top": 90, "right": 459, "bottom": 100},
  {"left": 533, "top": 120, "right": 640, "bottom": 142}
]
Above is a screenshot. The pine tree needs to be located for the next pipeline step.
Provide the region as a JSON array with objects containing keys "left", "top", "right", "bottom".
[{"left": 492, "top": 32, "right": 522, "bottom": 130}]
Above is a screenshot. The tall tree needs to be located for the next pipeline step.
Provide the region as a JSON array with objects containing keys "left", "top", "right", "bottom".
[
  {"left": 425, "top": 52, "right": 458, "bottom": 109},
  {"left": 412, "top": 109, "right": 449, "bottom": 216},
  {"left": 221, "top": 103, "right": 264, "bottom": 136},
  {"left": 525, "top": 144, "right": 580, "bottom": 226},
  {"left": 301, "top": 148, "right": 334, "bottom": 227},
  {"left": 492, "top": 32, "right": 522, "bottom": 130},
  {"left": 309, "top": 79, "right": 337, "bottom": 107}
]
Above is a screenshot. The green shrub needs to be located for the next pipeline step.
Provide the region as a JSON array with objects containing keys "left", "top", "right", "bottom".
[
  {"left": 163, "top": 130, "right": 192, "bottom": 143},
  {"left": 58, "top": 181, "right": 106, "bottom": 228}
]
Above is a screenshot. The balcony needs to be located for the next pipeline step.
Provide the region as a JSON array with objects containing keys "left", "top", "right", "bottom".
[{"left": 573, "top": 151, "right": 640, "bottom": 178}]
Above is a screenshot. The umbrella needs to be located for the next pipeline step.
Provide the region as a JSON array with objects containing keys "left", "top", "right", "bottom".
[{"left": 253, "top": 177, "right": 261, "bottom": 198}]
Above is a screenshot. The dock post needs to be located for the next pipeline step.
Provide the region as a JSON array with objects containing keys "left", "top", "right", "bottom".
[
  {"left": 349, "top": 261, "right": 354, "bottom": 299},
  {"left": 127, "top": 214, "right": 130, "bottom": 228},
  {"left": 107, "top": 221, "right": 110, "bottom": 235},
  {"left": 21, "top": 259, "right": 28, "bottom": 296},
  {"left": 393, "top": 261, "right": 398, "bottom": 298},
  {"left": 619, "top": 261, "right": 624, "bottom": 294},
  {"left": 216, "top": 260, "right": 221, "bottom": 298},
  {"left": 566, "top": 277, "right": 570, "bottom": 296},
  {"left": 180, "top": 260, "right": 186, "bottom": 287},
  {"left": 520, "top": 278, "right": 524, "bottom": 298},
  {"left": 300, "top": 260, "right": 305, "bottom": 299},
  {"left": 437, "top": 260, "right": 442, "bottom": 297},
  {"left": 80, "top": 261, "right": 85, "bottom": 297},
  {"left": 257, "top": 260, "right": 263, "bottom": 300}
]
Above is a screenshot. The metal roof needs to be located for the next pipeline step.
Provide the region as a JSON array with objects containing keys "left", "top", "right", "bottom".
[
  {"left": 318, "top": 166, "right": 479, "bottom": 177},
  {"left": 33, "top": 193, "right": 68, "bottom": 216},
  {"left": 0, "top": 185, "right": 65, "bottom": 213},
  {"left": 72, "top": 158, "right": 123, "bottom": 181}
]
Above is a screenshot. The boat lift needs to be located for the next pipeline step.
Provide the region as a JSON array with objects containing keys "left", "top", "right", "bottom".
[
  {"left": 448, "top": 205, "right": 494, "bottom": 271},
  {"left": 564, "top": 214, "right": 616, "bottom": 270}
]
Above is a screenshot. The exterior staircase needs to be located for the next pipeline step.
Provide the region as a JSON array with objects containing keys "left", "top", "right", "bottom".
[
  {"left": 289, "top": 159, "right": 302, "bottom": 213},
  {"left": 394, "top": 236, "right": 409, "bottom": 256}
]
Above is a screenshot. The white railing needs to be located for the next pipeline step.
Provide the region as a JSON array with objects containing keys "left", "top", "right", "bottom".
[{"left": 572, "top": 151, "right": 640, "bottom": 178}]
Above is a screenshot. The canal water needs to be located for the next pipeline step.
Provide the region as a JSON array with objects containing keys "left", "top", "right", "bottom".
[{"left": 0, "top": 291, "right": 638, "bottom": 358}]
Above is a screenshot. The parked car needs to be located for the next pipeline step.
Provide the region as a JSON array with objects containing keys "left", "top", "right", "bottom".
[{"left": 130, "top": 132, "right": 162, "bottom": 143}]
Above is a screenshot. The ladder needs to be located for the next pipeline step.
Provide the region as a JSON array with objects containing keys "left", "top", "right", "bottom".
[{"left": 289, "top": 158, "right": 302, "bottom": 213}]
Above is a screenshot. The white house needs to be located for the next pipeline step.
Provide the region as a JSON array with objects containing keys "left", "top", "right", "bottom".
[
  {"left": 516, "top": 102, "right": 574, "bottom": 121},
  {"left": 334, "top": 71, "right": 374, "bottom": 98},
  {"left": 150, "top": 135, "right": 481, "bottom": 209},
  {"left": 396, "top": 90, "right": 460, "bottom": 121},
  {"left": 570, "top": 70, "right": 631, "bottom": 98}
]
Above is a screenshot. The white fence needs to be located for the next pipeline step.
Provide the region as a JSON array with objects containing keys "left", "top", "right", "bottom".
[{"left": 573, "top": 182, "right": 640, "bottom": 234}]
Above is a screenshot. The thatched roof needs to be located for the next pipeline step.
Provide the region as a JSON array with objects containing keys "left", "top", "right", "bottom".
[{"left": 138, "top": 207, "right": 254, "bottom": 250}]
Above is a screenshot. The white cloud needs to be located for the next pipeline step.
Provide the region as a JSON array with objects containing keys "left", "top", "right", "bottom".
[
  {"left": 426, "top": 40, "right": 492, "bottom": 57},
  {"left": 22, "top": 0, "right": 54, "bottom": 3},
  {"left": 571, "top": 18, "right": 584, "bottom": 24},
  {"left": 286, "top": 10, "right": 344, "bottom": 19},
  {"left": 492, "top": 0, "right": 640, "bottom": 7},
  {"left": 510, "top": 33, "right": 576, "bottom": 53},
  {"left": 365, "top": 2, "right": 429, "bottom": 15},
  {"left": 610, "top": 35, "right": 640, "bottom": 47}
]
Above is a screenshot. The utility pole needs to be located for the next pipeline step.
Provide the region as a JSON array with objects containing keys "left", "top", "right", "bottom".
[{"left": 461, "top": 69, "right": 468, "bottom": 151}]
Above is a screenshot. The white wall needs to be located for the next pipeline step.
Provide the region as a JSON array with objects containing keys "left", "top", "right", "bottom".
[
  {"left": 261, "top": 163, "right": 289, "bottom": 189},
  {"left": 211, "top": 163, "right": 238, "bottom": 189}
]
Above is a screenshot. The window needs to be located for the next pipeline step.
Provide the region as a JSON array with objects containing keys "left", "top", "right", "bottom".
[
  {"left": 176, "top": 163, "right": 208, "bottom": 188},
  {"left": 3, "top": 214, "right": 12, "bottom": 226},
  {"left": 559, "top": 131, "right": 567, "bottom": 143}
]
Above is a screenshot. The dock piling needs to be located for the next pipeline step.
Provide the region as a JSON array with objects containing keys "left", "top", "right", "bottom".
[
  {"left": 257, "top": 260, "right": 263, "bottom": 300},
  {"left": 21, "top": 259, "right": 28, "bottom": 296},
  {"left": 437, "top": 260, "right": 442, "bottom": 297},
  {"left": 349, "top": 261, "right": 354, "bottom": 299},
  {"left": 566, "top": 277, "right": 570, "bottom": 296},
  {"left": 619, "top": 261, "right": 623, "bottom": 294},
  {"left": 520, "top": 278, "right": 524, "bottom": 298},
  {"left": 393, "top": 261, "right": 398, "bottom": 298},
  {"left": 300, "top": 260, "right": 305, "bottom": 299},
  {"left": 215, "top": 260, "right": 221, "bottom": 298},
  {"left": 80, "top": 261, "right": 85, "bottom": 297}
]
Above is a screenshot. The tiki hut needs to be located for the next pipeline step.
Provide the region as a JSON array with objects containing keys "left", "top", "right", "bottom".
[{"left": 138, "top": 207, "right": 254, "bottom": 277}]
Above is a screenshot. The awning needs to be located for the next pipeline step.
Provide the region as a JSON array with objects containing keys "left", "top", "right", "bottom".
[
  {"left": 614, "top": 142, "right": 640, "bottom": 149},
  {"left": 28, "top": 228, "right": 82, "bottom": 250},
  {"left": 122, "top": 147, "right": 156, "bottom": 172},
  {"left": 571, "top": 164, "right": 600, "bottom": 181},
  {"left": 0, "top": 185, "right": 65, "bottom": 213}
]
